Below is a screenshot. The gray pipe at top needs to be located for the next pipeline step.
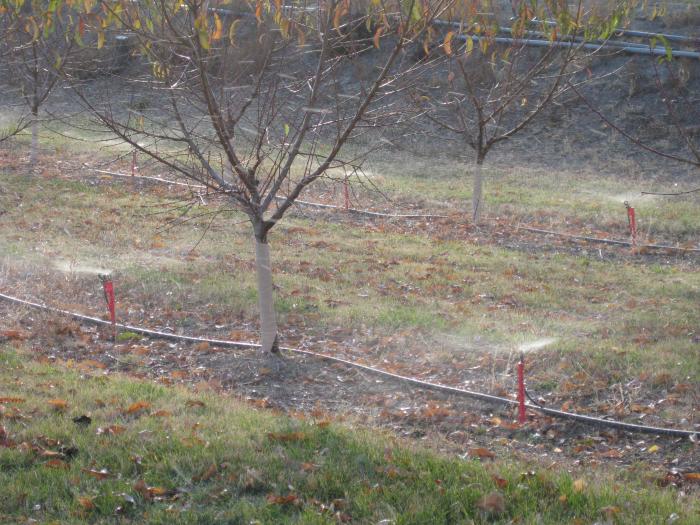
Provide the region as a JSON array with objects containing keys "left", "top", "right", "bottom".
[
  {"left": 525, "top": 17, "right": 700, "bottom": 45},
  {"left": 453, "top": 33, "right": 700, "bottom": 60},
  {"left": 432, "top": 19, "right": 649, "bottom": 49}
]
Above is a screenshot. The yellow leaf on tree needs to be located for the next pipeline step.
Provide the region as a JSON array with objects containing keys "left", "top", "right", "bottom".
[
  {"left": 212, "top": 13, "right": 222, "bottom": 40},
  {"left": 373, "top": 26, "right": 384, "bottom": 49},
  {"left": 443, "top": 31, "right": 454, "bottom": 56},
  {"left": 465, "top": 35, "right": 474, "bottom": 55},
  {"left": 333, "top": 0, "right": 348, "bottom": 32}
]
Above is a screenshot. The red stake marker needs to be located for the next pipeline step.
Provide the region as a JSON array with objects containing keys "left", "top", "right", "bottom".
[
  {"left": 99, "top": 275, "right": 117, "bottom": 341},
  {"left": 343, "top": 178, "right": 350, "bottom": 211},
  {"left": 517, "top": 353, "right": 526, "bottom": 424},
  {"left": 625, "top": 201, "right": 637, "bottom": 251}
]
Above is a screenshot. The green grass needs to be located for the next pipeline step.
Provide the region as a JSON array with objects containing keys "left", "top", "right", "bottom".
[
  {"left": 366, "top": 152, "right": 700, "bottom": 241},
  {"left": 1, "top": 163, "right": 699, "bottom": 396},
  {"left": 0, "top": 345, "right": 696, "bottom": 525}
]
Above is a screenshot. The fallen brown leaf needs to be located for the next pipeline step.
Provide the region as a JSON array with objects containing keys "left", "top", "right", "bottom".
[
  {"left": 192, "top": 464, "right": 218, "bottom": 482},
  {"left": 125, "top": 401, "right": 151, "bottom": 415},
  {"left": 469, "top": 447, "right": 496, "bottom": 460},
  {"left": 1, "top": 329, "right": 29, "bottom": 340},
  {"left": 45, "top": 459, "right": 69, "bottom": 469},
  {"left": 97, "top": 425, "right": 127, "bottom": 436},
  {"left": 76, "top": 496, "right": 95, "bottom": 510},
  {"left": 48, "top": 399, "right": 68, "bottom": 411},
  {"left": 76, "top": 359, "right": 107, "bottom": 370},
  {"left": 267, "top": 431, "right": 306, "bottom": 442},
  {"left": 266, "top": 493, "right": 300, "bottom": 506},
  {"left": 0, "top": 397, "right": 25, "bottom": 404},
  {"left": 133, "top": 479, "right": 170, "bottom": 499},
  {"left": 492, "top": 475, "right": 508, "bottom": 488},
  {"left": 600, "top": 506, "right": 621, "bottom": 519},
  {"left": 300, "top": 462, "right": 316, "bottom": 473},
  {"left": 684, "top": 472, "right": 700, "bottom": 483}
]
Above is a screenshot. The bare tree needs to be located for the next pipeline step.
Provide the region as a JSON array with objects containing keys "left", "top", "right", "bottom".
[
  {"left": 67, "top": 0, "right": 450, "bottom": 353},
  {"left": 0, "top": 0, "right": 79, "bottom": 162},
  {"left": 412, "top": 0, "right": 636, "bottom": 223}
]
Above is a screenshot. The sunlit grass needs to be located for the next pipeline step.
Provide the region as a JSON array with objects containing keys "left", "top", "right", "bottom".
[{"left": 0, "top": 346, "right": 696, "bottom": 524}]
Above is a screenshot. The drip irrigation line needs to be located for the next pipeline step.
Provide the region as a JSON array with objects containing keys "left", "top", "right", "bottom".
[
  {"left": 642, "top": 188, "right": 700, "bottom": 196},
  {"left": 88, "top": 168, "right": 206, "bottom": 189},
  {"left": 519, "top": 226, "right": 700, "bottom": 253},
  {"left": 290, "top": 198, "right": 448, "bottom": 219},
  {"left": 83, "top": 167, "right": 448, "bottom": 219},
  {"left": 0, "top": 291, "right": 696, "bottom": 438},
  {"left": 40, "top": 167, "right": 700, "bottom": 253}
]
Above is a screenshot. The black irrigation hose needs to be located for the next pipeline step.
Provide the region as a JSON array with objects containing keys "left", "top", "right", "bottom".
[
  {"left": 90, "top": 168, "right": 698, "bottom": 253},
  {"left": 455, "top": 34, "right": 700, "bottom": 60},
  {"left": 289, "top": 198, "right": 448, "bottom": 219},
  {"left": 86, "top": 168, "right": 448, "bottom": 220},
  {"left": 518, "top": 226, "right": 700, "bottom": 254},
  {"left": 1, "top": 291, "right": 696, "bottom": 439}
]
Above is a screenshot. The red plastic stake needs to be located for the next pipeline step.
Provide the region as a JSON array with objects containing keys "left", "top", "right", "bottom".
[
  {"left": 625, "top": 201, "right": 637, "bottom": 250},
  {"left": 100, "top": 275, "right": 117, "bottom": 341},
  {"left": 517, "top": 353, "right": 527, "bottom": 424},
  {"left": 131, "top": 150, "right": 137, "bottom": 178},
  {"left": 343, "top": 178, "right": 350, "bottom": 211}
]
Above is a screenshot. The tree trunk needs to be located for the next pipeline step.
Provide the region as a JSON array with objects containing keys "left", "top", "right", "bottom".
[
  {"left": 254, "top": 234, "right": 279, "bottom": 353},
  {"left": 30, "top": 108, "right": 39, "bottom": 166},
  {"left": 472, "top": 156, "right": 484, "bottom": 224}
]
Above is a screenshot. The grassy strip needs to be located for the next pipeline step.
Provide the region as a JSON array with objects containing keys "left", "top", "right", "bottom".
[
  {"left": 0, "top": 170, "right": 698, "bottom": 397},
  {"left": 367, "top": 152, "right": 700, "bottom": 241},
  {"left": 0, "top": 345, "right": 696, "bottom": 525}
]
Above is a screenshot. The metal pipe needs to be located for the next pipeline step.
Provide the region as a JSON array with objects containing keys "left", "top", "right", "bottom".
[
  {"left": 455, "top": 34, "right": 700, "bottom": 60},
  {"left": 432, "top": 19, "right": 649, "bottom": 50},
  {"left": 527, "top": 18, "right": 700, "bottom": 45}
]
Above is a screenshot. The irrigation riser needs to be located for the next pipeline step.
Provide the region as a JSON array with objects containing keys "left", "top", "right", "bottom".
[
  {"left": 85, "top": 167, "right": 699, "bottom": 254},
  {"left": 0, "top": 291, "right": 696, "bottom": 439}
]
